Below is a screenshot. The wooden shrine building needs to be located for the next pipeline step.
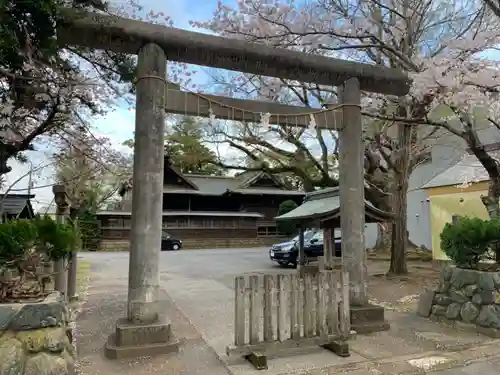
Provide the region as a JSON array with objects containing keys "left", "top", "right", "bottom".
[{"left": 96, "top": 157, "right": 304, "bottom": 248}]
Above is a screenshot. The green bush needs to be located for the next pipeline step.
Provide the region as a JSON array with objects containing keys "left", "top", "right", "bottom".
[
  {"left": 440, "top": 216, "right": 500, "bottom": 268},
  {"left": 0, "top": 219, "right": 38, "bottom": 267},
  {"left": 0, "top": 216, "right": 77, "bottom": 270},
  {"left": 277, "top": 200, "right": 299, "bottom": 236},
  {"left": 34, "top": 215, "right": 77, "bottom": 261}
]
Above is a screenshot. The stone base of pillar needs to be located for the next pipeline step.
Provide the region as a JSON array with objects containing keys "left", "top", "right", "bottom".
[
  {"left": 104, "top": 316, "right": 180, "bottom": 359},
  {"left": 350, "top": 304, "right": 390, "bottom": 334}
]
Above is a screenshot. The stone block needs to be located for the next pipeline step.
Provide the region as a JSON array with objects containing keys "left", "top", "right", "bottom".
[
  {"left": 417, "top": 290, "right": 435, "bottom": 317},
  {"left": 0, "top": 292, "right": 74, "bottom": 375},
  {"left": 445, "top": 303, "right": 461, "bottom": 320},
  {"left": 450, "top": 268, "right": 479, "bottom": 289},
  {"left": 115, "top": 317, "right": 171, "bottom": 347},
  {"left": 460, "top": 302, "right": 479, "bottom": 323},
  {"left": 104, "top": 333, "right": 180, "bottom": 360},
  {"left": 472, "top": 290, "right": 500, "bottom": 305},
  {"left": 449, "top": 289, "right": 468, "bottom": 303},
  {"left": 434, "top": 294, "right": 453, "bottom": 306},
  {"left": 477, "top": 305, "right": 500, "bottom": 329},
  {"left": 105, "top": 316, "right": 180, "bottom": 360},
  {"left": 350, "top": 304, "right": 389, "bottom": 334},
  {"left": 440, "top": 266, "right": 453, "bottom": 282},
  {"left": 478, "top": 272, "right": 497, "bottom": 291},
  {"left": 431, "top": 305, "right": 446, "bottom": 316},
  {"left": 464, "top": 284, "right": 477, "bottom": 297}
]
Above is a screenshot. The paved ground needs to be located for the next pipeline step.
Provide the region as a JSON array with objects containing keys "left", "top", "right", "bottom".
[{"left": 75, "top": 248, "right": 500, "bottom": 375}]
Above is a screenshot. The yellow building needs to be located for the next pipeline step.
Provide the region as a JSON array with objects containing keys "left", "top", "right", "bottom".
[{"left": 423, "top": 154, "right": 491, "bottom": 260}]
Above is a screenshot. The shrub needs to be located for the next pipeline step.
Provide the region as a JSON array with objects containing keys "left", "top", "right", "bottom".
[
  {"left": 440, "top": 216, "right": 500, "bottom": 269},
  {"left": 277, "top": 200, "right": 299, "bottom": 236},
  {"left": 0, "top": 216, "right": 77, "bottom": 270},
  {"left": 34, "top": 215, "right": 77, "bottom": 261}
]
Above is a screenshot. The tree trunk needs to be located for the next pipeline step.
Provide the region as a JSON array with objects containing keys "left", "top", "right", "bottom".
[
  {"left": 482, "top": 177, "right": 500, "bottom": 261},
  {"left": 374, "top": 223, "right": 392, "bottom": 252},
  {"left": 389, "top": 122, "right": 411, "bottom": 275}
]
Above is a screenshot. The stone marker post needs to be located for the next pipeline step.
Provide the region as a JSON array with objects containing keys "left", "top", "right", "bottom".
[
  {"left": 67, "top": 207, "right": 79, "bottom": 301},
  {"left": 104, "top": 43, "right": 179, "bottom": 359},
  {"left": 338, "top": 79, "right": 389, "bottom": 333},
  {"left": 53, "top": 185, "right": 69, "bottom": 298}
]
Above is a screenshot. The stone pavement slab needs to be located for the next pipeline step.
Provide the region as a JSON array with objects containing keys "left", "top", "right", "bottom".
[{"left": 75, "top": 261, "right": 231, "bottom": 375}]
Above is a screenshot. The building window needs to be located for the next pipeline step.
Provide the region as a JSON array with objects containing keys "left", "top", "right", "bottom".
[
  {"left": 122, "top": 218, "right": 131, "bottom": 228},
  {"left": 257, "top": 226, "right": 278, "bottom": 237}
]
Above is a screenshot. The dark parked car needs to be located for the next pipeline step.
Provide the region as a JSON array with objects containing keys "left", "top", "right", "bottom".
[
  {"left": 161, "top": 231, "right": 183, "bottom": 251},
  {"left": 269, "top": 230, "right": 341, "bottom": 267}
]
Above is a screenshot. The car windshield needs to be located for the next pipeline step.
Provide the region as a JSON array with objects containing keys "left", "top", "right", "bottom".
[
  {"left": 291, "top": 230, "right": 317, "bottom": 243},
  {"left": 162, "top": 232, "right": 171, "bottom": 238},
  {"left": 310, "top": 231, "right": 324, "bottom": 242}
]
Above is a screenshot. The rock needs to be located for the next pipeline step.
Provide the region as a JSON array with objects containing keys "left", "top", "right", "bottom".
[
  {"left": 0, "top": 306, "right": 21, "bottom": 331},
  {"left": 478, "top": 272, "right": 496, "bottom": 291},
  {"left": 477, "top": 305, "right": 500, "bottom": 329},
  {"left": 431, "top": 305, "right": 446, "bottom": 316},
  {"left": 9, "top": 302, "right": 65, "bottom": 331},
  {"left": 493, "top": 273, "right": 500, "bottom": 289},
  {"left": 472, "top": 291, "right": 500, "bottom": 305},
  {"left": 450, "top": 268, "right": 479, "bottom": 289},
  {"left": 446, "top": 303, "right": 462, "bottom": 320},
  {"left": 464, "top": 284, "right": 478, "bottom": 297},
  {"left": 417, "top": 290, "right": 435, "bottom": 317},
  {"left": 440, "top": 266, "right": 454, "bottom": 282},
  {"left": 16, "top": 327, "right": 66, "bottom": 354},
  {"left": 449, "top": 289, "right": 468, "bottom": 303},
  {"left": 437, "top": 281, "right": 450, "bottom": 293},
  {"left": 0, "top": 338, "right": 26, "bottom": 375},
  {"left": 460, "top": 302, "right": 480, "bottom": 323},
  {"left": 434, "top": 294, "right": 453, "bottom": 306},
  {"left": 24, "top": 353, "right": 68, "bottom": 375}
]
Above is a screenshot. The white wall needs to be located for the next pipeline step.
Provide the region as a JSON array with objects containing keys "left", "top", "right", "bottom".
[{"left": 404, "top": 124, "right": 500, "bottom": 250}]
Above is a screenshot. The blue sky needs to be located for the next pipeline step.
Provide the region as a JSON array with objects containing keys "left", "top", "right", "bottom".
[{"left": 3, "top": 0, "right": 230, "bottom": 210}]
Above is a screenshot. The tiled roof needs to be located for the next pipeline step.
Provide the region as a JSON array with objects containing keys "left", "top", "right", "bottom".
[
  {"left": 422, "top": 153, "right": 496, "bottom": 189},
  {"left": 0, "top": 194, "right": 34, "bottom": 217},
  {"left": 165, "top": 171, "right": 304, "bottom": 196},
  {"left": 275, "top": 187, "right": 392, "bottom": 223}
]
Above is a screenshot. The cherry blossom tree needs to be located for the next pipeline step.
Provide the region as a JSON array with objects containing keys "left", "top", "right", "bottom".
[
  {"left": 0, "top": 0, "right": 194, "bottom": 181},
  {"left": 192, "top": 0, "right": 491, "bottom": 274}
]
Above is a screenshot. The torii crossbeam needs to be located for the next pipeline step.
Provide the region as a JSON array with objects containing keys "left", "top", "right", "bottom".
[{"left": 58, "top": 9, "right": 411, "bottom": 359}]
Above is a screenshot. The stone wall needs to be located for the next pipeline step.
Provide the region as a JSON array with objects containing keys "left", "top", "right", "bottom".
[
  {"left": 0, "top": 292, "right": 75, "bottom": 374},
  {"left": 100, "top": 237, "right": 278, "bottom": 251},
  {"left": 419, "top": 266, "right": 500, "bottom": 337}
]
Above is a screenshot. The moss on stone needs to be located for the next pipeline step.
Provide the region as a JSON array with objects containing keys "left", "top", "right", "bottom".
[{"left": 16, "top": 327, "right": 65, "bottom": 354}]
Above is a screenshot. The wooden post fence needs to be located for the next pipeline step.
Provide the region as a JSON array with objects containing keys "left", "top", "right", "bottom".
[{"left": 227, "top": 270, "right": 350, "bottom": 370}]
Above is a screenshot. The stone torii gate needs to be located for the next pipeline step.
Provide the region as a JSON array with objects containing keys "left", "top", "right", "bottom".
[{"left": 59, "top": 10, "right": 411, "bottom": 358}]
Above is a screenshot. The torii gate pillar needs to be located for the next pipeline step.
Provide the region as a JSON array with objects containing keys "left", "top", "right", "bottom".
[
  {"left": 339, "top": 78, "right": 389, "bottom": 334},
  {"left": 104, "top": 43, "right": 179, "bottom": 359}
]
